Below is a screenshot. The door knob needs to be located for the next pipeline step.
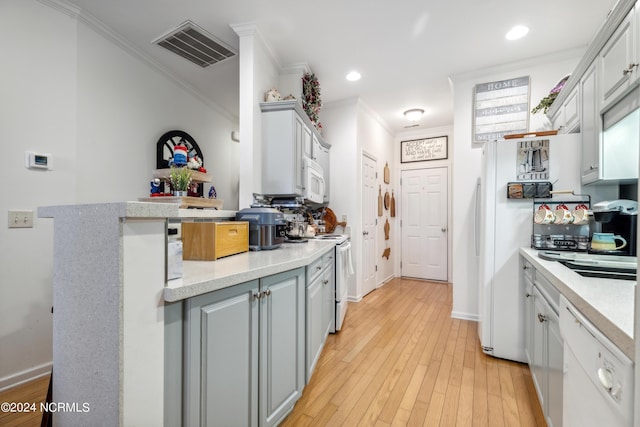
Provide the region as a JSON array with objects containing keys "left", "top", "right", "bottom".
[{"left": 441, "top": 227, "right": 447, "bottom": 232}]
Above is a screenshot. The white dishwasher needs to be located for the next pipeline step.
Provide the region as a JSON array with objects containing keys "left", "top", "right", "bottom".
[{"left": 559, "top": 296, "right": 634, "bottom": 427}]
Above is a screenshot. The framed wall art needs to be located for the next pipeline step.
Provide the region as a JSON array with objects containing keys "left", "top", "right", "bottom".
[
  {"left": 400, "top": 136, "right": 448, "bottom": 163},
  {"left": 473, "top": 76, "right": 530, "bottom": 143}
]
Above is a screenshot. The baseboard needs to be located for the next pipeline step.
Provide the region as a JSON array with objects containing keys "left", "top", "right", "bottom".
[
  {"left": 0, "top": 362, "right": 52, "bottom": 392},
  {"left": 451, "top": 311, "right": 479, "bottom": 322}
]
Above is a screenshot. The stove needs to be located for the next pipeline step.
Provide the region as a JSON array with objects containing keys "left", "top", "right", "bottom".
[{"left": 315, "top": 234, "right": 349, "bottom": 244}]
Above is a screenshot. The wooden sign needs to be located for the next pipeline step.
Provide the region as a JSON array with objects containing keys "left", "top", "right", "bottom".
[
  {"left": 400, "top": 136, "right": 448, "bottom": 163},
  {"left": 473, "top": 76, "right": 530, "bottom": 143}
]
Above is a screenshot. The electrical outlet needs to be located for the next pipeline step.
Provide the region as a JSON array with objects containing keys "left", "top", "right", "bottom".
[
  {"left": 8, "top": 210, "right": 33, "bottom": 228},
  {"left": 342, "top": 214, "right": 348, "bottom": 222}
]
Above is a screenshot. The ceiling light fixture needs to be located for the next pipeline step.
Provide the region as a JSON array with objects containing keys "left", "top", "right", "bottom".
[
  {"left": 505, "top": 25, "right": 529, "bottom": 41},
  {"left": 346, "top": 71, "right": 361, "bottom": 81},
  {"left": 404, "top": 108, "right": 424, "bottom": 122}
]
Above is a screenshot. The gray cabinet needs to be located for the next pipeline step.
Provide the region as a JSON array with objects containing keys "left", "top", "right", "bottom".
[
  {"left": 185, "top": 268, "right": 305, "bottom": 427},
  {"left": 521, "top": 259, "right": 563, "bottom": 427},
  {"left": 261, "top": 104, "right": 305, "bottom": 196},
  {"left": 522, "top": 260, "right": 535, "bottom": 365},
  {"left": 599, "top": 8, "right": 637, "bottom": 110},
  {"left": 260, "top": 268, "right": 306, "bottom": 427},
  {"left": 184, "top": 280, "right": 259, "bottom": 427},
  {"left": 551, "top": 85, "right": 580, "bottom": 133},
  {"left": 261, "top": 101, "right": 330, "bottom": 201},
  {"left": 580, "top": 62, "right": 600, "bottom": 184},
  {"left": 306, "top": 250, "right": 335, "bottom": 381}
]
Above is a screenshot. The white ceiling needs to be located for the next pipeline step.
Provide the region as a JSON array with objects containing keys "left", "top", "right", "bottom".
[{"left": 65, "top": 0, "right": 617, "bottom": 133}]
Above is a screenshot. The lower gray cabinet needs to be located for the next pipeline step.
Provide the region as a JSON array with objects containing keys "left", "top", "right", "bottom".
[
  {"left": 184, "top": 268, "right": 305, "bottom": 427},
  {"left": 306, "top": 251, "right": 334, "bottom": 382}
]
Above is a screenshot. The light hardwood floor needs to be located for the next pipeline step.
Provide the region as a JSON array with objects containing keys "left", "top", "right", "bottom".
[
  {"left": 282, "top": 278, "right": 546, "bottom": 427},
  {"left": 0, "top": 278, "right": 545, "bottom": 427}
]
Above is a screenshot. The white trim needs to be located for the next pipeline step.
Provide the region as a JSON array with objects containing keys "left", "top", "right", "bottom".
[
  {"left": 451, "top": 311, "right": 479, "bottom": 321},
  {"left": 0, "top": 362, "right": 52, "bottom": 392}
]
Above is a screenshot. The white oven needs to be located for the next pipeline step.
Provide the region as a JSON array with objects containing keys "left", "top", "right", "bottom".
[
  {"left": 304, "top": 158, "right": 325, "bottom": 204},
  {"left": 334, "top": 239, "right": 353, "bottom": 332}
]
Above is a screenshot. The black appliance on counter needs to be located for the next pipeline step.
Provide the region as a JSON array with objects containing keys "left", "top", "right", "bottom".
[
  {"left": 236, "top": 207, "right": 287, "bottom": 250},
  {"left": 592, "top": 199, "right": 638, "bottom": 256}
]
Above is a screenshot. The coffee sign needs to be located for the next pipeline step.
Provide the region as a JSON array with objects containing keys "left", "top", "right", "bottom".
[{"left": 401, "top": 136, "right": 448, "bottom": 163}]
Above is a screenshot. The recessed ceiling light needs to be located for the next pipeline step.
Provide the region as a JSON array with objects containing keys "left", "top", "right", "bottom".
[
  {"left": 506, "top": 25, "right": 529, "bottom": 41},
  {"left": 346, "top": 71, "right": 361, "bottom": 81}
]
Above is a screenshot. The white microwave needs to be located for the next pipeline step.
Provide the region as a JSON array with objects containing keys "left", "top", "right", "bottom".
[{"left": 304, "top": 158, "right": 326, "bottom": 204}]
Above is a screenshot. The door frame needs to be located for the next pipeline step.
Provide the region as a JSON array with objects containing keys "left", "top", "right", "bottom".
[
  {"left": 396, "top": 162, "right": 452, "bottom": 283},
  {"left": 360, "top": 150, "right": 378, "bottom": 298}
]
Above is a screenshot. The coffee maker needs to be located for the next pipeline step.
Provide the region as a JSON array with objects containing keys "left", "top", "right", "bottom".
[{"left": 591, "top": 199, "right": 638, "bottom": 255}]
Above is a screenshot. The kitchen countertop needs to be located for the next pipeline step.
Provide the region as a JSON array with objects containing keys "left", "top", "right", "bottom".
[
  {"left": 520, "top": 247, "right": 635, "bottom": 359},
  {"left": 164, "top": 239, "right": 337, "bottom": 302}
]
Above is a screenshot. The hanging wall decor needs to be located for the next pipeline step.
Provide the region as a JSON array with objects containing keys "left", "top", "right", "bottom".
[
  {"left": 472, "top": 76, "right": 530, "bottom": 143},
  {"left": 401, "top": 136, "right": 448, "bottom": 163}
]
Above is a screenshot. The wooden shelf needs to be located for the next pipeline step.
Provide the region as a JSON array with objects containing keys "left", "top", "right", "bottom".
[
  {"left": 153, "top": 168, "right": 212, "bottom": 183},
  {"left": 138, "top": 196, "right": 223, "bottom": 209}
]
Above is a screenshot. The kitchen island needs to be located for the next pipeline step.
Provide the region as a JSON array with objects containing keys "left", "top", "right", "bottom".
[
  {"left": 38, "top": 201, "right": 336, "bottom": 427},
  {"left": 520, "top": 247, "right": 634, "bottom": 358}
]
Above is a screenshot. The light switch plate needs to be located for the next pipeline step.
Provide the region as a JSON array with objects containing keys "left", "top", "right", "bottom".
[{"left": 8, "top": 210, "right": 34, "bottom": 228}]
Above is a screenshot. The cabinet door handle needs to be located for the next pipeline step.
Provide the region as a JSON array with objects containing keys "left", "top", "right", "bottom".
[
  {"left": 322, "top": 280, "right": 329, "bottom": 285},
  {"left": 264, "top": 288, "right": 272, "bottom": 297},
  {"left": 316, "top": 266, "right": 322, "bottom": 271},
  {"left": 623, "top": 63, "right": 638, "bottom": 76},
  {"left": 253, "top": 292, "right": 262, "bottom": 300},
  {"left": 537, "top": 313, "right": 548, "bottom": 323},
  {"left": 525, "top": 293, "right": 532, "bottom": 298}
]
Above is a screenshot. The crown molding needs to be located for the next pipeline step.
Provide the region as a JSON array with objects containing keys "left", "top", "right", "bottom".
[{"left": 38, "top": 0, "right": 237, "bottom": 123}]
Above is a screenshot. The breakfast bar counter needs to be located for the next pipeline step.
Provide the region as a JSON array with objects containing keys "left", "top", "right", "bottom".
[{"left": 37, "top": 201, "right": 335, "bottom": 426}]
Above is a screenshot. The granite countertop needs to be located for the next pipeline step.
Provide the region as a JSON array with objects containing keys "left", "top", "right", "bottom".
[
  {"left": 520, "top": 247, "right": 635, "bottom": 359},
  {"left": 164, "top": 239, "right": 337, "bottom": 302}
]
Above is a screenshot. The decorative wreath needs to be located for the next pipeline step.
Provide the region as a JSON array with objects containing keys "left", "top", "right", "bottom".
[{"left": 302, "top": 72, "right": 322, "bottom": 131}]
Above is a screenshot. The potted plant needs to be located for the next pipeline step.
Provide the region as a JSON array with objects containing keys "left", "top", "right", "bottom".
[{"left": 169, "top": 166, "right": 192, "bottom": 197}]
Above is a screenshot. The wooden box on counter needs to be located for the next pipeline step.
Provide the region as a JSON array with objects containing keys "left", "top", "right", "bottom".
[{"left": 182, "top": 221, "right": 249, "bottom": 261}]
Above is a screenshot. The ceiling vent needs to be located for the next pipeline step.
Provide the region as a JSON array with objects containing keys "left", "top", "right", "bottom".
[{"left": 153, "top": 21, "right": 237, "bottom": 68}]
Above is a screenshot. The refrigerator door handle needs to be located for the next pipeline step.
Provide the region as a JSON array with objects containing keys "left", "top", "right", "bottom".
[{"left": 474, "top": 177, "right": 481, "bottom": 256}]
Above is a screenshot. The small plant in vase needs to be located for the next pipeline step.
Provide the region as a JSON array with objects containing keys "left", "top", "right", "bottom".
[{"left": 169, "top": 166, "right": 192, "bottom": 197}]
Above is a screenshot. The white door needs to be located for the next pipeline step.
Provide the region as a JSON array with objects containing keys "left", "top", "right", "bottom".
[
  {"left": 401, "top": 167, "right": 448, "bottom": 281},
  {"left": 361, "top": 153, "right": 377, "bottom": 296}
]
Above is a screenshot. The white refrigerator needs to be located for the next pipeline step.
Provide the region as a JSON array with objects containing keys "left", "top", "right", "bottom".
[{"left": 476, "top": 134, "right": 581, "bottom": 363}]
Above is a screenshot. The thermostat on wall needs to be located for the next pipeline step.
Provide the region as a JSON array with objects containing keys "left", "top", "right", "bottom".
[{"left": 25, "top": 151, "right": 53, "bottom": 170}]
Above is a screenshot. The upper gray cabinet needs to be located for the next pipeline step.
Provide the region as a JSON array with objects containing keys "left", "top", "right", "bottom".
[
  {"left": 547, "top": 0, "right": 639, "bottom": 185},
  {"left": 599, "top": 7, "right": 638, "bottom": 111},
  {"left": 580, "top": 62, "right": 601, "bottom": 184},
  {"left": 261, "top": 100, "right": 331, "bottom": 201},
  {"left": 551, "top": 84, "right": 580, "bottom": 133}
]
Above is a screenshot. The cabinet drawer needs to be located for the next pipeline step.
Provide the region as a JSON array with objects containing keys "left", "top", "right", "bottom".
[
  {"left": 322, "top": 250, "right": 335, "bottom": 268},
  {"left": 534, "top": 272, "right": 560, "bottom": 314},
  {"left": 307, "top": 256, "right": 325, "bottom": 284},
  {"left": 182, "top": 221, "right": 249, "bottom": 261}
]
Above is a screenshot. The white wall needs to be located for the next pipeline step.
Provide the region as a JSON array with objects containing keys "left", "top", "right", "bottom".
[
  {"left": 322, "top": 98, "right": 395, "bottom": 300},
  {"left": 449, "top": 50, "right": 585, "bottom": 320},
  {"left": 0, "top": 0, "right": 240, "bottom": 388}
]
